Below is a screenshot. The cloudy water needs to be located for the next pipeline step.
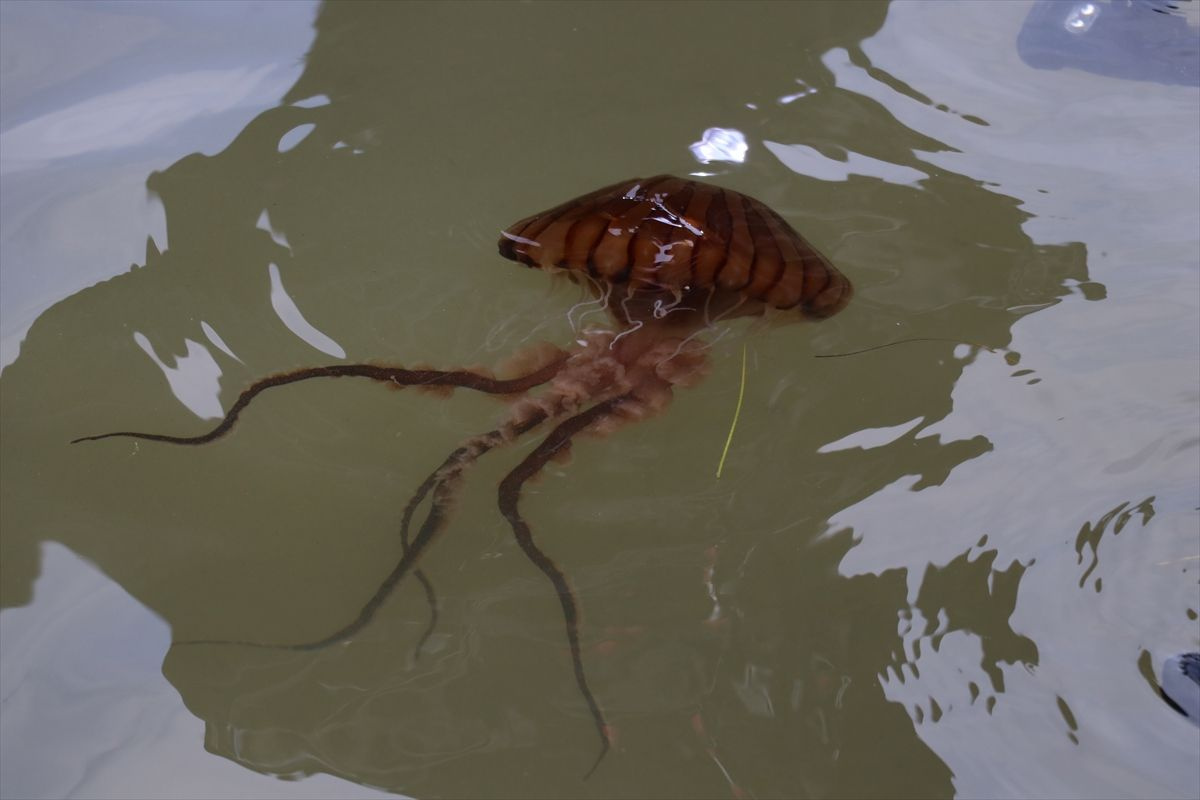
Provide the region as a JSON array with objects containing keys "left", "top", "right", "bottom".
[{"left": 2, "top": 2, "right": 1197, "bottom": 798}]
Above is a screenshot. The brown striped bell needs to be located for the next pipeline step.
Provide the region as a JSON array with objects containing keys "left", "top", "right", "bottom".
[{"left": 498, "top": 175, "right": 851, "bottom": 320}]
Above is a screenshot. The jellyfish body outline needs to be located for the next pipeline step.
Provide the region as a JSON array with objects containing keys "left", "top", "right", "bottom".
[{"left": 74, "top": 175, "right": 852, "bottom": 776}]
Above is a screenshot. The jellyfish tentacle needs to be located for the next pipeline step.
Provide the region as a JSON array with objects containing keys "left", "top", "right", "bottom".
[
  {"left": 399, "top": 410, "right": 552, "bottom": 658},
  {"left": 398, "top": 468, "right": 443, "bottom": 658},
  {"left": 176, "top": 467, "right": 460, "bottom": 652},
  {"left": 575, "top": 280, "right": 614, "bottom": 331},
  {"left": 497, "top": 393, "right": 631, "bottom": 777},
  {"left": 71, "top": 356, "right": 568, "bottom": 446},
  {"left": 565, "top": 275, "right": 607, "bottom": 331},
  {"left": 175, "top": 409, "right": 557, "bottom": 655}
]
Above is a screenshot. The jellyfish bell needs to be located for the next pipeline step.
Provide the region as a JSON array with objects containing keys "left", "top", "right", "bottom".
[
  {"left": 498, "top": 175, "right": 852, "bottom": 332},
  {"left": 498, "top": 175, "right": 852, "bottom": 441}
]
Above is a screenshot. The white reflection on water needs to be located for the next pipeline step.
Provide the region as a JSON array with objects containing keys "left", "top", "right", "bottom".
[
  {"left": 825, "top": 2, "right": 1200, "bottom": 797},
  {"left": 0, "top": 66, "right": 287, "bottom": 174},
  {"left": 1064, "top": 2, "right": 1100, "bottom": 34},
  {"left": 778, "top": 78, "right": 818, "bottom": 104},
  {"left": 764, "top": 140, "right": 927, "bottom": 186},
  {"left": 268, "top": 263, "right": 346, "bottom": 359},
  {"left": 0, "top": 0, "right": 318, "bottom": 372},
  {"left": 818, "top": 416, "right": 925, "bottom": 454},
  {"left": 132, "top": 331, "right": 223, "bottom": 420},
  {"left": 256, "top": 209, "right": 291, "bottom": 251},
  {"left": 277, "top": 122, "right": 317, "bottom": 154},
  {"left": 689, "top": 127, "right": 748, "bottom": 164},
  {"left": 0, "top": 542, "right": 402, "bottom": 800},
  {"left": 291, "top": 94, "right": 331, "bottom": 109},
  {"left": 201, "top": 320, "right": 242, "bottom": 364}
]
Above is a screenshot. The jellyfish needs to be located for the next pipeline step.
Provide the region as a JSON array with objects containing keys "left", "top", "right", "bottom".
[{"left": 74, "top": 175, "right": 852, "bottom": 774}]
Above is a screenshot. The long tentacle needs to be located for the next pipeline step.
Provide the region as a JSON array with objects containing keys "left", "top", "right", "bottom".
[
  {"left": 497, "top": 394, "right": 631, "bottom": 777},
  {"left": 175, "top": 409, "right": 556, "bottom": 653},
  {"left": 72, "top": 357, "right": 567, "bottom": 445},
  {"left": 176, "top": 469, "right": 459, "bottom": 652},
  {"left": 399, "top": 457, "right": 472, "bottom": 658},
  {"left": 399, "top": 410, "right": 551, "bottom": 657},
  {"left": 82, "top": 356, "right": 567, "bottom": 656}
]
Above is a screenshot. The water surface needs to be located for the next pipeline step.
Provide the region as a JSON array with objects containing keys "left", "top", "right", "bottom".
[{"left": 2, "top": 2, "right": 1197, "bottom": 798}]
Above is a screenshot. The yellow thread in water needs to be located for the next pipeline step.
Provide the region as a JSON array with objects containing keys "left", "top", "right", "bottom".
[{"left": 715, "top": 343, "right": 747, "bottom": 478}]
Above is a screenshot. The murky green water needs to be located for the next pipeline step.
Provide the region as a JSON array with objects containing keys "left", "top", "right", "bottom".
[{"left": 2, "top": 2, "right": 1197, "bottom": 798}]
